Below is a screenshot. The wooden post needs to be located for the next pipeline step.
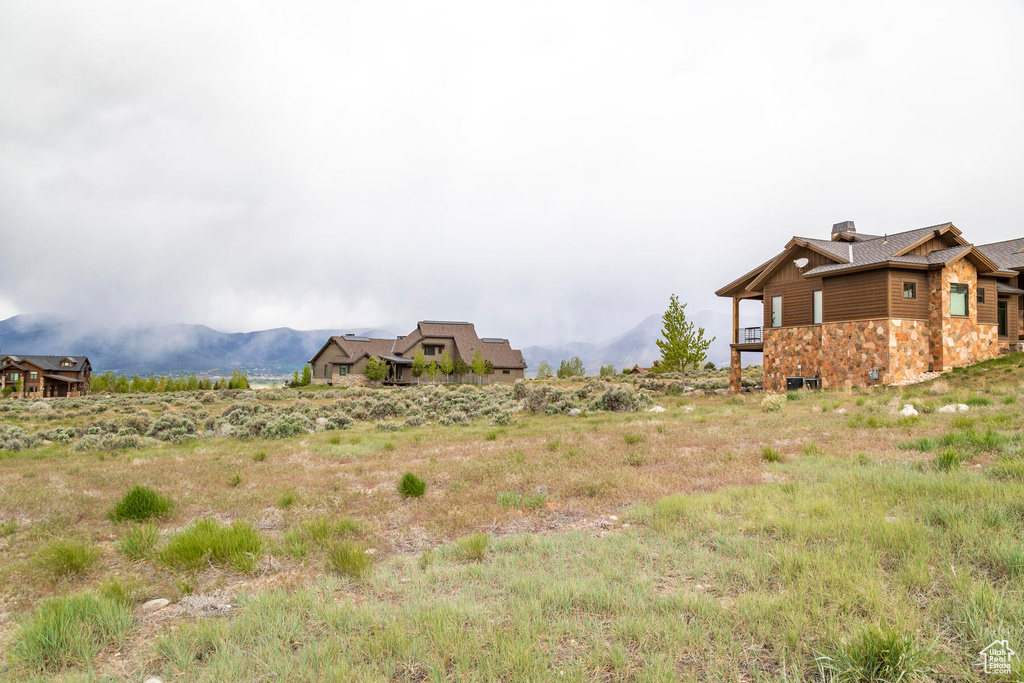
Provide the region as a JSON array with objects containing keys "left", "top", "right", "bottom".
[{"left": 732, "top": 297, "right": 740, "bottom": 344}]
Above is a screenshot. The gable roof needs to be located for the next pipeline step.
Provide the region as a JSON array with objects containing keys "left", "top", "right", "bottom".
[
  {"left": 0, "top": 355, "right": 90, "bottom": 372},
  {"left": 309, "top": 323, "right": 527, "bottom": 369}
]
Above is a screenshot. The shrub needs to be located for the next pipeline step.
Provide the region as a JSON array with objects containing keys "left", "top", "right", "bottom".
[
  {"left": 262, "top": 412, "right": 313, "bottom": 439},
  {"left": 817, "top": 626, "right": 933, "bottom": 682},
  {"left": 117, "top": 524, "right": 158, "bottom": 560},
  {"left": 159, "top": 519, "right": 263, "bottom": 572},
  {"left": 326, "top": 540, "right": 373, "bottom": 579},
  {"left": 933, "top": 447, "right": 963, "bottom": 472},
  {"left": 7, "top": 592, "right": 133, "bottom": 673},
  {"left": 760, "top": 392, "right": 785, "bottom": 413},
  {"left": 376, "top": 421, "right": 401, "bottom": 432},
  {"left": 593, "top": 387, "right": 651, "bottom": 413},
  {"left": 107, "top": 486, "right": 173, "bottom": 522},
  {"left": 760, "top": 445, "right": 783, "bottom": 463},
  {"left": 146, "top": 414, "right": 197, "bottom": 442},
  {"left": 456, "top": 533, "right": 489, "bottom": 562},
  {"left": 34, "top": 540, "right": 99, "bottom": 579},
  {"left": 398, "top": 472, "right": 427, "bottom": 499}
]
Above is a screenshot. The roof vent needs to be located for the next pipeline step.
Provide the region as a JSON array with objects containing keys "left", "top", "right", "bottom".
[{"left": 831, "top": 221, "right": 856, "bottom": 240}]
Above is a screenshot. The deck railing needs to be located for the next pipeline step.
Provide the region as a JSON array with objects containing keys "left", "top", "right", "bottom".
[{"left": 738, "top": 327, "right": 763, "bottom": 344}]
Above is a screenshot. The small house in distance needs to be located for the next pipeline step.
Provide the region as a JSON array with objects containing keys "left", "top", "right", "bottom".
[
  {"left": 309, "top": 321, "right": 527, "bottom": 385},
  {"left": 0, "top": 355, "right": 92, "bottom": 398},
  {"left": 717, "top": 221, "right": 1024, "bottom": 392}
]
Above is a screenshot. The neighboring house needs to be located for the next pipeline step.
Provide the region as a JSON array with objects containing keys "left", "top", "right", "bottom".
[
  {"left": 0, "top": 355, "right": 92, "bottom": 398},
  {"left": 624, "top": 364, "right": 650, "bottom": 375},
  {"left": 717, "top": 221, "right": 1024, "bottom": 392},
  {"left": 308, "top": 321, "right": 527, "bottom": 385}
]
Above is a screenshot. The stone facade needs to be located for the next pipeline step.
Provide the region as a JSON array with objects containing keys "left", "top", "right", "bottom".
[
  {"left": 763, "top": 320, "right": 891, "bottom": 391},
  {"left": 729, "top": 348, "right": 742, "bottom": 392},
  {"left": 887, "top": 319, "right": 931, "bottom": 383},
  {"left": 312, "top": 374, "right": 368, "bottom": 387}
]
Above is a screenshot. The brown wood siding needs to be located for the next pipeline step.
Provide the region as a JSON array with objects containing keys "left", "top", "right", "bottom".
[
  {"left": 1005, "top": 295, "right": 1019, "bottom": 340},
  {"left": 763, "top": 277, "right": 823, "bottom": 328},
  {"left": 890, "top": 269, "right": 929, "bottom": 319},
  {"left": 978, "top": 277, "right": 998, "bottom": 325},
  {"left": 904, "top": 236, "right": 953, "bottom": 256},
  {"left": 822, "top": 269, "right": 889, "bottom": 322},
  {"left": 764, "top": 247, "right": 834, "bottom": 287}
]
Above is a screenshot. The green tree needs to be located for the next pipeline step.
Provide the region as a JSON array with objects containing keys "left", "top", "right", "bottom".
[
  {"left": 656, "top": 293, "right": 714, "bottom": 385},
  {"left": 454, "top": 359, "right": 471, "bottom": 379},
  {"left": 439, "top": 351, "right": 454, "bottom": 383},
  {"left": 535, "top": 360, "right": 552, "bottom": 379},
  {"left": 471, "top": 350, "right": 488, "bottom": 382},
  {"left": 600, "top": 365, "right": 616, "bottom": 376},
  {"left": 14, "top": 376, "right": 23, "bottom": 397},
  {"left": 228, "top": 368, "right": 250, "bottom": 390},
  {"left": 290, "top": 370, "right": 301, "bottom": 388},
  {"left": 411, "top": 350, "right": 427, "bottom": 384},
  {"left": 300, "top": 364, "right": 312, "bottom": 386},
  {"left": 558, "top": 356, "right": 585, "bottom": 378},
  {"left": 427, "top": 360, "right": 440, "bottom": 383},
  {"left": 364, "top": 356, "right": 388, "bottom": 383}
]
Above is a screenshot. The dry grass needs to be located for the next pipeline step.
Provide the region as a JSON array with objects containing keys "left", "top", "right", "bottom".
[{"left": 0, "top": 358, "right": 1023, "bottom": 680}]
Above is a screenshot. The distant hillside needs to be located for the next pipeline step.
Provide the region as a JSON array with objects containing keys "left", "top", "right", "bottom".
[
  {"left": 0, "top": 307, "right": 759, "bottom": 378},
  {"left": 522, "top": 309, "right": 750, "bottom": 376},
  {"left": 0, "top": 314, "right": 393, "bottom": 377}
]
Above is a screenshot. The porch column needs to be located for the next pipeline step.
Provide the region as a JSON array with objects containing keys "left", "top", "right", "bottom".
[
  {"left": 729, "top": 348, "right": 742, "bottom": 393},
  {"left": 732, "top": 297, "right": 739, "bottom": 344}
]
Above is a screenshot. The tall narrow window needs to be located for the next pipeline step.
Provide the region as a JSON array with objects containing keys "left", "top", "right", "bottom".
[
  {"left": 950, "top": 283, "right": 968, "bottom": 316},
  {"left": 978, "top": 288, "right": 986, "bottom": 304},
  {"left": 903, "top": 282, "right": 916, "bottom": 299},
  {"left": 998, "top": 301, "right": 1008, "bottom": 337},
  {"left": 771, "top": 296, "right": 782, "bottom": 328},
  {"left": 812, "top": 290, "right": 823, "bottom": 324}
]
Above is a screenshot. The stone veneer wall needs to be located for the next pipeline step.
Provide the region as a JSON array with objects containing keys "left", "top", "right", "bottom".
[
  {"left": 763, "top": 321, "right": 891, "bottom": 391},
  {"left": 929, "top": 258, "right": 999, "bottom": 371},
  {"left": 310, "top": 374, "right": 367, "bottom": 387},
  {"left": 887, "top": 319, "right": 931, "bottom": 384}
]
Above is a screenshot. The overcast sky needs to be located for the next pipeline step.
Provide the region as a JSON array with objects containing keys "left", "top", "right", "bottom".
[{"left": 2, "top": 1, "right": 1023, "bottom": 345}]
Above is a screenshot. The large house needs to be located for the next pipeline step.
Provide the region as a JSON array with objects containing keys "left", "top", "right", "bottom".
[
  {"left": 309, "top": 320, "right": 527, "bottom": 385},
  {"left": 717, "top": 221, "right": 1024, "bottom": 392},
  {"left": 0, "top": 355, "right": 92, "bottom": 398}
]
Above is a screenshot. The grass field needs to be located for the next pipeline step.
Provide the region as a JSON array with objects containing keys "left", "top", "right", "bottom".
[{"left": 1, "top": 359, "right": 1023, "bottom": 681}]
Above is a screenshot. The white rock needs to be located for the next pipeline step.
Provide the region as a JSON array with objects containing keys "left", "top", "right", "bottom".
[
  {"left": 899, "top": 404, "right": 919, "bottom": 417},
  {"left": 141, "top": 598, "right": 170, "bottom": 612},
  {"left": 144, "top": 678, "right": 164, "bottom": 683},
  {"left": 567, "top": 408, "right": 582, "bottom": 417},
  {"left": 835, "top": 408, "right": 846, "bottom": 414},
  {"left": 682, "top": 405, "right": 694, "bottom": 413},
  {"left": 315, "top": 417, "right": 328, "bottom": 428},
  {"left": 938, "top": 404, "right": 970, "bottom": 413},
  {"left": 957, "top": 404, "right": 970, "bottom": 412},
  {"left": 647, "top": 406, "right": 666, "bottom": 413},
  {"left": 714, "top": 389, "right": 728, "bottom": 395}
]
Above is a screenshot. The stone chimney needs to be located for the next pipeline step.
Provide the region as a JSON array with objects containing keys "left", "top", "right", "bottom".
[{"left": 831, "top": 220, "right": 856, "bottom": 241}]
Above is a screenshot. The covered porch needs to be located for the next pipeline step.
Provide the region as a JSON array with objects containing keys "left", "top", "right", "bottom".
[
  {"left": 381, "top": 356, "right": 413, "bottom": 385},
  {"left": 728, "top": 294, "right": 764, "bottom": 392}
]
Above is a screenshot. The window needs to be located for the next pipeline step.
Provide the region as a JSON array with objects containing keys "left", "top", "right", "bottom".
[
  {"left": 998, "top": 301, "right": 1008, "bottom": 337},
  {"left": 771, "top": 296, "right": 782, "bottom": 328},
  {"left": 423, "top": 345, "right": 435, "bottom": 356},
  {"left": 338, "top": 366, "right": 347, "bottom": 376},
  {"left": 978, "top": 288, "right": 986, "bottom": 304},
  {"left": 9, "top": 372, "right": 18, "bottom": 381},
  {"left": 950, "top": 283, "right": 968, "bottom": 316},
  {"left": 812, "top": 290, "right": 823, "bottom": 324},
  {"left": 903, "top": 282, "right": 916, "bottom": 299},
  {"left": 29, "top": 372, "right": 37, "bottom": 380},
  {"left": 502, "top": 370, "right": 510, "bottom": 375}
]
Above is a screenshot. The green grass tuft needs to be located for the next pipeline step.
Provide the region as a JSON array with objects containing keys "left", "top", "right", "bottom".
[
  {"left": 455, "top": 532, "right": 489, "bottom": 562},
  {"left": 8, "top": 592, "right": 133, "bottom": 673},
  {"left": 397, "top": 472, "right": 427, "bottom": 498},
  {"left": 987, "top": 457, "right": 1024, "bottom": 481},
  {"left": 107, "top": 485, "right": 172, "bottom": 523},
  {"left": 496, "top": 491, "right": 548, "bottom": 509},
  {"left": 33, "top": 540, "right": 99, "bottom": 579},
  {"left": 326, "top": 540, "right": 373, "bottom": 579},
  {"left": 818, "top": 625, "right": 934, "bottom": 682},
  {"left": 252, "top": 450, "right": 267, "bottom": 462},
  {"left": 932, "top": 446, "right": 964, "bottom": 472},
  {"left": 159, "top": 519, "right": 262, "bottom": 573},
  {"left": 623, "top": 432, "right": 644, "bottom": 445},
  {"left": 760, "top": 445, "right": 783, "bottom": 463},
  {"left": 276, "top": 490, "right": 299, "bottom": 509},
  {"left": 117, "top": 523, "right": 158, "bottom": 560}
]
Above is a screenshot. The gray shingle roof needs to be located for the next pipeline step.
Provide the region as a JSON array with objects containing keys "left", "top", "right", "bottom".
[
  {"left": 0, "top": 355, "right": 90, "bottom": 372},
  {"left": 802, "top": 225, "right": 961, "bottom": 276},
  {"left": 976, "top": 237, "right": 1024, "bottom": 271}
]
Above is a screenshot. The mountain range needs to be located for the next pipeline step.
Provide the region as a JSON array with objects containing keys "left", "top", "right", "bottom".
[{"left": 0, "top": 311, "right": 747, "bottom": 378}]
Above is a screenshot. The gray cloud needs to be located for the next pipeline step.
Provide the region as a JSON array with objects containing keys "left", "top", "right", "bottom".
[{"left": 2, "top": 0, "right": 1023, "bottom": 345}]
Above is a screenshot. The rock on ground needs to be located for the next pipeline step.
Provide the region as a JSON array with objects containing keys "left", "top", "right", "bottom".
[
  {"left": 937, "top": 404, "right": 970, "bottom": 413},
  {"left": 141, "top": 598, "right": 170, "bottom": 612},
  {"left": 568, "top": 409, "right": 582, "bottom": 417},
  {"left": 647, "top": 406, "right": 666, "bottom": 413},
  {"left": 899, "top": 404, "right": 919, "bottom": 417}
]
